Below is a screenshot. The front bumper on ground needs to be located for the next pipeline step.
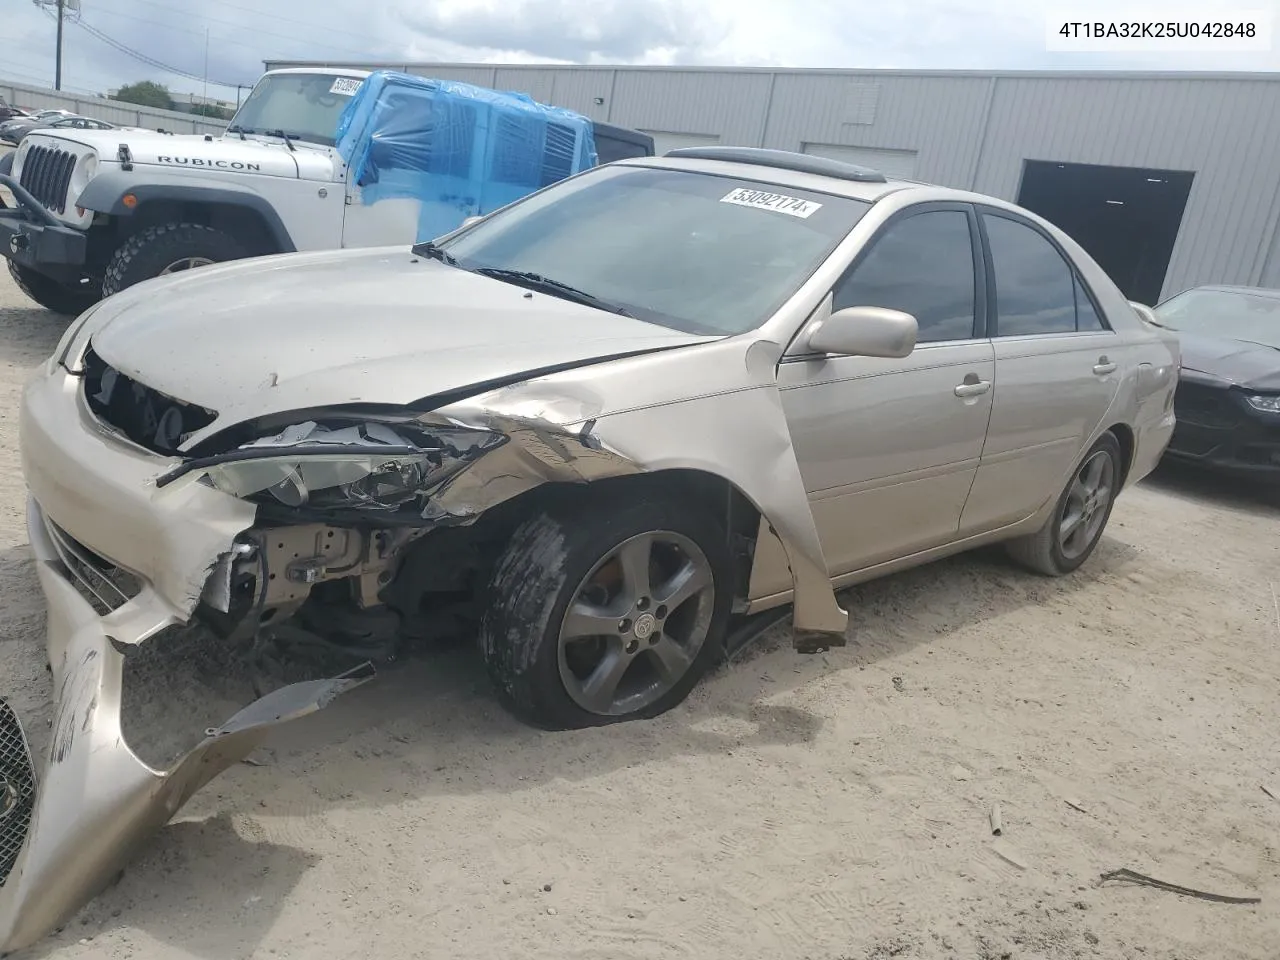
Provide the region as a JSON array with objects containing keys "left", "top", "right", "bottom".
[
  {"left": 0, "top": 371, "right": 376, "bottom": 954},
  {"left": 1164, "top": 377, "right": 1280, "bottom": 479},
  {"left": 0, "top": 173, "right": 86, "bottom": 281}
]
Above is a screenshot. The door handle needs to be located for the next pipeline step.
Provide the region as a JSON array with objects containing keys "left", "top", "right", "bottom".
[
  {"left": 954, "top": 379, "right": 991, "bottom": 398},
  {"left": 1093, "top": 356, "right": 1117, "bottom": 376}
]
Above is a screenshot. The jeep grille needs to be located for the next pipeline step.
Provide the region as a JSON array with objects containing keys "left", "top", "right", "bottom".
[{"left": 18, "top": 144, "right": 76, "bottom": 215}]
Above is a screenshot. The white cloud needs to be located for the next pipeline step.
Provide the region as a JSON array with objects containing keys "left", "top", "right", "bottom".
[{"left": 5, "top": 0, "right": 1279, "bottom": 102}]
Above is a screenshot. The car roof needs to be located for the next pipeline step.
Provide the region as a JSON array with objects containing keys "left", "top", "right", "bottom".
[
  {"left": 1186, "top": 284, "right": 1280, "bottom": 299},
  {"left": 616, "top": 151, "right": 1022, "bottom": 210}
]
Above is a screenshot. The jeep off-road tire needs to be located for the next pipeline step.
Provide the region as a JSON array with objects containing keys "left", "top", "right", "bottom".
[
  {"left": 480, "top": 495, "right": 733, "bottom": 731},
  {"left": 102, "top": 222, "right": 246, "bottom": 297},
  {"left": 1005, "top": 431, "right": 1123, "bottom": 577},
  {"left": 6, "top": 260, "right": 99, "bottom": 316}
]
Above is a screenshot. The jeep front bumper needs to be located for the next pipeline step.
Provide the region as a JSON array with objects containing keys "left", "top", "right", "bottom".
[{"left": 0, "top": 173, "right": 87, "bottom": 281}]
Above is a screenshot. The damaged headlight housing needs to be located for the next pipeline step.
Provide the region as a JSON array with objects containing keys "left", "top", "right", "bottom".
[{"left": 159, "top": 419, "right": 506, "bottom": 515}]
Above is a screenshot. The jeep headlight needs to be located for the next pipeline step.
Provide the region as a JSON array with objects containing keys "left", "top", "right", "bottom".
[
  {"left": 159, "top": 419, "right": 506, "bottom": 515},
  {"left": 1244, "top": 393, "right": 1280, "bottom": 415}
]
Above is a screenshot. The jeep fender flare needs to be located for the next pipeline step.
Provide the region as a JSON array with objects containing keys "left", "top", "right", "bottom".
[
  {"left": 76, "top": 170, "right": 297, "bottom": 253},
  {"left": 0, "top": 151, "right": 13, "bottom": 177}
]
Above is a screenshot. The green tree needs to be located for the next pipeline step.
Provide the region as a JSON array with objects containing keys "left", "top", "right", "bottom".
[
  {"left": 189, "top": 103, "right": 233, "bottom": 120},
  {"left": 112, "top": 81, "right": 173, "bottom": 111}
]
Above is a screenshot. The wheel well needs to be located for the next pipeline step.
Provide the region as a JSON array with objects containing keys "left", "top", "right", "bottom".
[
  {"left": 382, "top": 470, "right": 765, "bottom": 641},
  {"left": 1106, "top": 423, "right": 1136, "bottom": 486},
  {"left": 126, "top": 200, "right": 283, "bottom": 257},
  {"left": 478, "top": 470, "right": 761, "bottom": 600}
]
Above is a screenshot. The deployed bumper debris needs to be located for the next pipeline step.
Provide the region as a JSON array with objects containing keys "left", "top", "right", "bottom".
[{"left": 0, "top": 500, "right": 374, "bottom": 955}]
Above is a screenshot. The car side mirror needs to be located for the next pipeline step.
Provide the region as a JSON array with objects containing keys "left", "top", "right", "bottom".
[
  {"left": 1128, "top": 300, "right": 1159, "bottom": 326},
  {"left": 805, "top": 305, "right": 918, "bottom": 358}
]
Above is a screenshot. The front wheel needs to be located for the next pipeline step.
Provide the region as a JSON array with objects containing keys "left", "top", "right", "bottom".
[
  {"left": 1006, "top": 431, "right": 1122, "bottom": 576},
  {"left": 102, "top": 222, "right": 246, "bottom": 297},
  {"left": 480, "top": 495, "right": 733, "bottom": 730},
  {"left": 6, "top": 260, "right": 99, "bottom": 316}
]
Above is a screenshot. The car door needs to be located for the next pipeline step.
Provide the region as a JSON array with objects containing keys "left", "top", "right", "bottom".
[
  {"left": 778, "top": 202, "right": 997, "bottom": 577},
  {"left": 958, "top": 208, "right": 1123, "bottom": 534}
]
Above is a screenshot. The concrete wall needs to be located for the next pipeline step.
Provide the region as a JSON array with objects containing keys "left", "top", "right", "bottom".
[
  {"left": 0, "top": 78, "right": 226, "bottom": 135},
  {"left": 263, "top": 62, "right": 1280, "bottom": 300}
]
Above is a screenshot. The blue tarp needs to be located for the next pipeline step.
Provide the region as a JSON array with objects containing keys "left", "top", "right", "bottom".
[{"left": 335, "top": 70, "right": 599, "bottom": 241}]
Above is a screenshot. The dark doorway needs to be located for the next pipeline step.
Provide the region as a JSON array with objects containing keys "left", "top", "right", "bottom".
[{"left": 1017, "top": 160, "right": 1194, "bottom": 305}]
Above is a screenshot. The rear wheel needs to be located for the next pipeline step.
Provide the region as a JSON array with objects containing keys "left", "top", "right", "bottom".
[
  {"left": 1006, "top": 431, "right": 1122, "bottom": 576},
  {"left": 6, "top": 260, "right": 99, "bottom": 316},
  {"left": 102, "top": 222, "right": 245, "bottom": 297},
  {"left": 480, "top": 495, "right": 733, "bottom": 730}
]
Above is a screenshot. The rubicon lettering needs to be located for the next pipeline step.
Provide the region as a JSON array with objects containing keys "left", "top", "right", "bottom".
[{"left": 155, "top": 156, "right": 262, "bottom": 171}]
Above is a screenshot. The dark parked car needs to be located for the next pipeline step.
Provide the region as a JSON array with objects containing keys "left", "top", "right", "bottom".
[
  {"left": 0, "top": 96, "right": 28, "bottom": 124},
  {"left": 0, "top": 108, "right": 74, "bottom": 144},
  {"left": 1152, "top": 284, "right": 1280, "bottom": 479}
]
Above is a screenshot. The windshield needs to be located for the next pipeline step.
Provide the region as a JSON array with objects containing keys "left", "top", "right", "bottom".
[
  {"left": 227, "top": 72, "right": 364, "bottom": 146},
  {"left": 434, "top": 165, "right": 870, "bottom": 336},
  {"left": 1154, "top": 287, "right": 1280, "bottom": 349}
]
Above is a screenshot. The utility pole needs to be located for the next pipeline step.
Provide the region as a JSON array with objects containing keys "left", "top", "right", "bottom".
[
  {"left": 202, "top": 27, "right": 209, "bottom": 105},
  {"left": 34, "top": 0, "right": 74, "bottom": 90},
  {"left": 54, "top": 0, "right": 65, "bottom": 90}
]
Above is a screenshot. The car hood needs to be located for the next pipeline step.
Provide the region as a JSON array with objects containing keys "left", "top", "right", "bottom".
[
  {"left": 85, "top": 248, "right": 713, "bottom": 438},
  {"left": 1175, "top": 330, "right": 1280, "bottom": 390}
]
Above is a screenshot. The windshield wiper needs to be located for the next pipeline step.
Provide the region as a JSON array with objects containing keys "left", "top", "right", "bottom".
[
  {"left": 226, "top": 124, "right": 248, "bottom": 141},
  {"left": 266, "top": 129, "right": 296, "bottom": 152},
  {"left": 471, "top": 268, "right": 634, "bottom": 317},
  {"left": 411, "top": 240, "right": 458, "bottom": 266}
]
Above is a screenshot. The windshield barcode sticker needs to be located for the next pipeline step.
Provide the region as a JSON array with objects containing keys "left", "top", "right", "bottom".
[
  {"left": 720, "top": 187, "right": 822, "bottom": 218},
  {"left": 329, "top": 77, "right": 363, "bottom": 96}
]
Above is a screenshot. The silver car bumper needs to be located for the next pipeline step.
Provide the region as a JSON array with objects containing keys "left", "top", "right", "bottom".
[{"left": 1, "top": 373, "right": 374, "bottom": 954}]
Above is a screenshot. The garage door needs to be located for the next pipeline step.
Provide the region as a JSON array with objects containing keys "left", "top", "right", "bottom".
[
  {"left": 641, "top": 131, "right": 720, "bottom": 156},
  {"left": 801, "top": 143, "right": 918, "bottom": 179}
]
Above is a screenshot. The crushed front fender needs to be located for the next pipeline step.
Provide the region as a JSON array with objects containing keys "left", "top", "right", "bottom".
[{"left": 0, "top": 503, "right": 374, "bottom": 956}]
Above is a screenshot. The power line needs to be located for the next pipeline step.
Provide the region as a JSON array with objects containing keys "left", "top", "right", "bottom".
[
  {"left": 67, "top": 15, "right": 254, "bottom": 88},
  {"left": 88, "top": 6, "right": 279, "bottom": 54}
]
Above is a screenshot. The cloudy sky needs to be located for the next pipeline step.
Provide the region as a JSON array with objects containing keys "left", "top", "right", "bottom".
[{"left": 8, "top": 0, "right": 1279, "bottom": 100}]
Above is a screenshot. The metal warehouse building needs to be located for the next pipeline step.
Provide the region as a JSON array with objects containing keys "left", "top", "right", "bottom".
[{"left": 266, "top": 60, "right": 1280, "bottom": 305}]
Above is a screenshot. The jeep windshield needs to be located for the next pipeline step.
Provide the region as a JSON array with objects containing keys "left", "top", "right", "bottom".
[
  {"left": 430, "top": 165, "right": 871, "bottom": 337},
  {"left": 227, "top": 72, "right": 364, "bottom": 147}
]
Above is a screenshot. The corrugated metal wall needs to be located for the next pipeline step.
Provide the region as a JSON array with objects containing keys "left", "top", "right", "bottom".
[
  {"left": 0, "top": 79, "right": 227, "bottom": 135},
  {"left": 264, "top": 62, "right": 1280, "bottom": 299}
]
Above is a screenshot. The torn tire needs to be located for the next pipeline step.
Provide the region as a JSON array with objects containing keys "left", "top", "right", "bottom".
[
  {"left": 102, "top": 222, "right": 246, "bottom": 297},
  {"left": 480, "top": 495, "right": 733, "bottom": 730}
]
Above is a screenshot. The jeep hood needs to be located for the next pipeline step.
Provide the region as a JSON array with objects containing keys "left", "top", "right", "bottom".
[
  {"left": 83, "top": 248, "right": 714, "bottom": 442},
  {"left": 32, "top": 127, "right": 303, "bottom": 179}
]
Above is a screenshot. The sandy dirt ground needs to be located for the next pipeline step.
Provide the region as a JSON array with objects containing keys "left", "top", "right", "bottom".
[{"left": 0, "top": 259, "right": 1278, "bottom": 960}]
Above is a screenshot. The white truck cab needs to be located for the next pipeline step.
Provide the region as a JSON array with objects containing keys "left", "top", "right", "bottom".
[{"left": 0, "top": 67, "right": 653, "bottom": 314}]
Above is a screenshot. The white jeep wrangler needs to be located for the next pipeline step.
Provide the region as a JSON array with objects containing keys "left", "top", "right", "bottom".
[{"left": 0, "top": 67, "right": 654, "bottom": 314}]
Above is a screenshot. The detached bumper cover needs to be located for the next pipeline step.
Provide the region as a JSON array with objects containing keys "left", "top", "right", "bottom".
[
  {"left": 0, "top": 499, "right": 374, "bottom": 954},
  {"left": 2, "top": 369, "right": 377, "bottom": 953}
]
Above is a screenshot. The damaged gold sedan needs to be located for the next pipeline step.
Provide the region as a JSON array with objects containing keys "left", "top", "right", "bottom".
[{"left": 1, "top": 147, "right": 1180, "bottom": 950}]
